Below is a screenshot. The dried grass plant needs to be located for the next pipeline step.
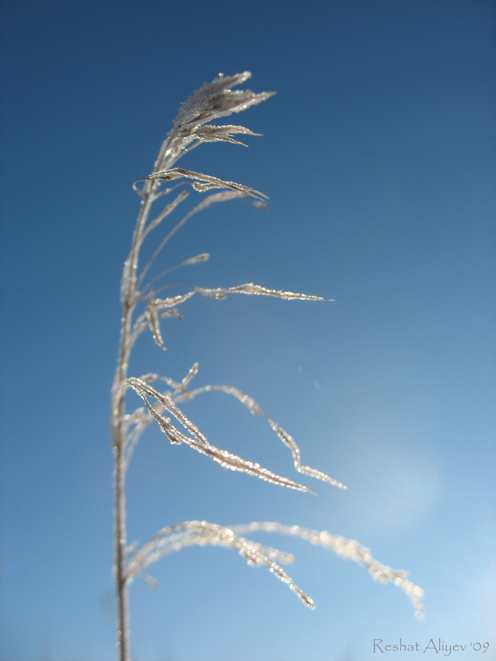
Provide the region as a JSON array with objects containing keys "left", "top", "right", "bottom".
[{"left": 111, "top": 72, "right": 424, "bottom": 661}]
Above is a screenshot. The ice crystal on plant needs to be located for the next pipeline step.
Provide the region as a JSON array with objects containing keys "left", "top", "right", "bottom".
[{"left": 111, "top": 72, "right": 424, "bottom": 661}]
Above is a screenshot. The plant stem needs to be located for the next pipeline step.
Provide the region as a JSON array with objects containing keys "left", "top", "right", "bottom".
[
  {"left": 111, "top": 295, "right": 133, "bottom": 661},
  {"left": 114, "top": 441, "right": 129, "bottom": 661},
  {"left": 111, "top": 186, "right": 156, "bottom": 661}
]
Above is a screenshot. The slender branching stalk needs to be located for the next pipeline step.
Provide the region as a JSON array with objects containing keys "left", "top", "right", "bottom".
[{"left": 111, "top": 73, "right": 424, "bottom": 661}]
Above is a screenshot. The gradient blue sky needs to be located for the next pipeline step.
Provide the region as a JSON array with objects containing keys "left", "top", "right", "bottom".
[{"left": 1, "top": 1, "right": 495, "bottom": 660}]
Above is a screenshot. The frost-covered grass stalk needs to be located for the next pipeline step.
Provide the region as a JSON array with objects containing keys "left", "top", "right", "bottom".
[{"left": 111, "top": 72, "right": 424, "bottom": 661}]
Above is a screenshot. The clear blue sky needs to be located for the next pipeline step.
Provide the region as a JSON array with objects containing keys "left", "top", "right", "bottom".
[{"left": 1, "top": 1, "right": 495, "bottom": 660}]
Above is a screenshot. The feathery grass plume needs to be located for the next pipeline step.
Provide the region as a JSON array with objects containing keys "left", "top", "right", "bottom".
[{"left": 111, "top": 72, "right": 424, "bottom": 661}]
